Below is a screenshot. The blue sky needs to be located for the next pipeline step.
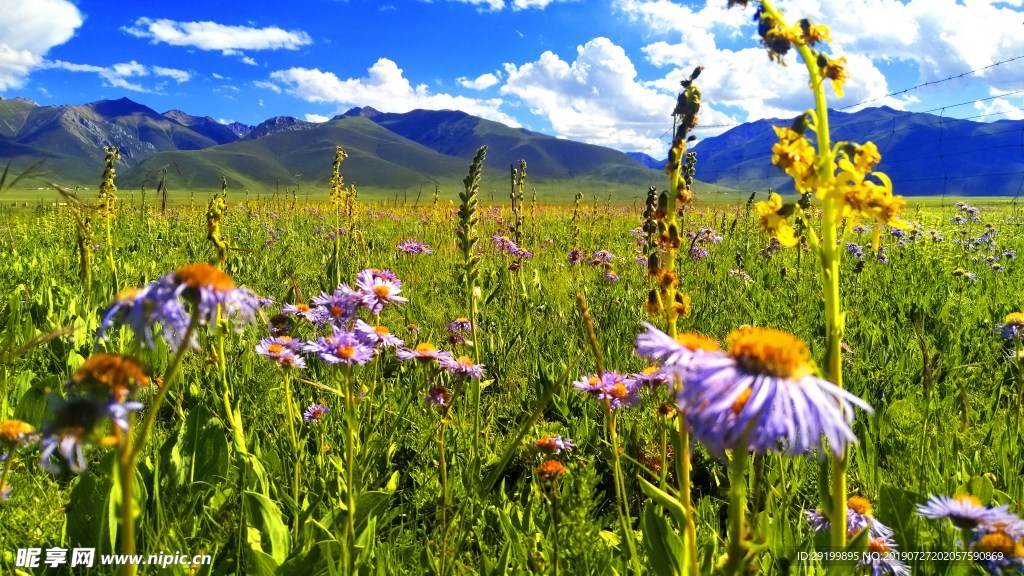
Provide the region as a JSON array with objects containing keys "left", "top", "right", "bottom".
[{"left": 2, "top": 0, "right": 1022, "bottom": 154}]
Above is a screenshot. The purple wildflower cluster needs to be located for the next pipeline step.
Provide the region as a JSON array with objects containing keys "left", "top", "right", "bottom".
[
  {"left": 918, "top": 494, "right": 1024, "bottom": 574},
  {"left": 491, "top": 234, "right": 533, "bottom": 259},
  {"left": 805, "top": 498, "right": 908, "bottom": 575},
  {"left": 759, "top": 237, "right": 783, "bottom": 259},
  {"left": 99, "top": 263, "right": 262, "bottom": 350},
  {"left": 687, "top": 227, "right": 723, "bottom": 260},
  {"left": 632, "top": 322, "right": 871, "bottom": 458},
  {"left": 397, "top": 239, "right": 434, "bottom": 255}
]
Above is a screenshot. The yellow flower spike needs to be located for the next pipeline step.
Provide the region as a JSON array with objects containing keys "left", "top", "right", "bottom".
[
  {"left": 771, "top": 126, "right": 818, "bottom": 192},
  {"left": 755, "top": 193, "right": 799, "bottom": 247},
  {"left": 801, "top": 21, "right": 831, "bottom": 45},
  {"left": 855, "top": 142, "right": 882, "bottom": 173}
]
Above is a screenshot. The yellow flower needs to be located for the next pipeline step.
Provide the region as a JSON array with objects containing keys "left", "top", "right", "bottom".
[
  {"left": 854, "top": 142, "right": 882, "bottom": 173},
  {"left": 801, "top": 21, "right": 831, "bottom": 45},
  {"left": 771, "top": 126, "right": 818, "bottom": 193},
  {"left": 754, "top": 193, "right": 799, "bottom": 247},
  {"left": 835, "top": 159, "right": 906, "bottom": 227},
  {"left": 820, "top": 56, "right": 849, "bottom": 97}
]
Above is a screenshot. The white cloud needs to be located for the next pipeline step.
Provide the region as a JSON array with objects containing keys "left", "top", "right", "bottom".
[
  {"left": 0, "top": 0, "right": 83, "bottom": 90},
  {"left": 440, "top": 0, "right": 573, "bottom": 9},
  {"left": 305, "top": 113, "right": 331, "bottom": 123},
  {"left": 268, "top": 58, "right": 518, "bottom": 125},
  {"left": 974, "top": 95, "right": 1024, "bottom": 121},
  {"left": 240, "top": 56, "right": 258, "bottom": 66},
  {"left": 211, "top": 72, "right": 225, "bottom": 80},
  {"left": 502, "top": 37, "right": 685, "bottom": 151},
  {"left": 152, "top": 66, "right": 191, "bottom": 83},
  {"left": 46, "top": 59, "right": 191, "bottom": 92},
  {"left": 253, "top": 79, "right": 282, "bottom": 93},
  {"left": 458, "top": 72, "right": 499, "bottom": 90},
  {"left": 122, "top": 18, "right": 312, "bottom": 54},
  {"left": 617, "top": 0, "right": 1024, "bottom": 123},
  {"left": 446, "top": 0, "right": 505, "bottom": 10}
]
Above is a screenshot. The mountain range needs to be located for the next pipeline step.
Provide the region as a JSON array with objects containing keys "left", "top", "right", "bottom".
[
  {"left": 691, "top": 107, "right": 1024, "bottom": 197},
  {"left": 0, "top": 96, "right": 1020, "bottom": 196},
  {"left": 0, "top": 96, "right": 659, "bottom": 193}
]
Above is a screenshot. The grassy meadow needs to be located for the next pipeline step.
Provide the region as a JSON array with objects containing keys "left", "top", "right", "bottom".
[{"left": 1, "top": 183, "right": 1023, "bottom": 574}]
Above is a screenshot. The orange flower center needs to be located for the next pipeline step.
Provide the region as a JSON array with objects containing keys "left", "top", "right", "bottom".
[
  {"left": 848, "top": 496, "right": 873, "bottom": 516},
  {"left": 975, "top": 531, "right": 1017, "bottom": 556},
  {"left": 537, "top": 459, "right": 567, "bottom": 480},
  {"left": 375, "top": 325, "right": 390, "bottom": 336},
  {"left": 415, "top": 342, "right": 437, "bottom": 355},
  {"left": 457, "top": 356, "right": 473, "bottom": 368},
  {"left": 641, "top": 366, "right": 660, "bottom": 376},
  {"left": 267, "top": 344, "right": 284, "bottom": 355},
  {"left": 0, "top": 419, "right": 34, "bottom": 444},
  {"left": 70, "top": 354, "right": 150, "bottom": 400},
  {"left": 729, "top": 327, "right": 813, "bottom": 379},
  {"left": 954, "top": 494, "right": 982, "bottom": 507},
  {"left": 867, "top": 538, "right": 889, "bottom": 555},
  {"left": 330, "top": 305, "right": 345, "bottom": 318},
  {"left": 373, "top": 285, "right": 390, "bottom": 298},
  {"left": 296, "top": 303, "right": 310, "bottom": 313},
  {"left": 676, "top": 332, "right": 720, "bottom": 353},
  {"left": 336, "top": 345, "right": 356, "bottom": 359},
  {"left": 174, "top": 263, "right": 236, "bottom": 291},
  {"left": 1005, "top": 312, "right": 1024, "bottom": 325},
  {"left": 608, "top": 382, "right": 628, "bottom": 400}
]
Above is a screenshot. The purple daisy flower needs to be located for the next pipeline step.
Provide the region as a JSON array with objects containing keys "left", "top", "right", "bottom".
[
  {"left": 439, "top": 355, "right": 486, "bottom": 380},
  {"left": 533, "top": 435, "right": 575, "bottom": 455},
  {"left": 302, "top": 403, "right": 330, "bottom": 423},
  {"left": 39, "top": 397, "right": 106, "bottom": 474},
  {"left": 634, "top": 322, "right": 720, "bottom": 377},
  {"left": 997, "top": 313, "right": 1024, "bottom": 341},
  {"left": 604, "top": 271, "right": 620, "bottom": 282},
  {"left": 568, "top": 248, "right": 583, "bottom": 265},
  {"left": 311, "top": 285, "right": 362, "bottom": 327},
  {"left": 283, "top": 302, "right": 323, "bottom": 323},
  {"left": 0, "top": 483, "right": 10, "bottom": 500},
  {"left": 396, "top": 342, "right": 453, "bottom": 363},
  {"left": 356, "top": 270, "right": 408, "bottom": 314},
  {"left": 354, "top": 319, "right": 404, "bottom": 348},
  {"left": 447, "top": 318, "right": 473, "bottom": 334},
  {"left": 679, "top": 327, "right": 872, "bottom": 457},
  {"left": 306, "top": 329, "right": 374, "bottom": 366},
  {"left": 573, "top": 371, "right": 640, "bottom": 410},
  {"left": 630, "top": 366, "right": 670, "bottom": 390},
  {"left": 860, "top": 536, "right": 911, "bottom": 576},
  {"left": 425, "top": 385, "right": 451, "bottom": 407},
  {"left": 159, "top": 263, "right": 261, "bottom": 329},
  {"left": 97, "top": 284, "right": 192, "bottom": 349},
  {"left": 917, "top": 495, "right": 1020, "bottom": 530}
]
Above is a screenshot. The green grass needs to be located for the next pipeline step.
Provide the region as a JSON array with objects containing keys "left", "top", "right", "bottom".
[{"left": 0, "top": 194, "right": 1022, "bottom": 575}]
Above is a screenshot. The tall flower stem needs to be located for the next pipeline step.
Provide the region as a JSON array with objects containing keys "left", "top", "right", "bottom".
[
  {"left": 342, "top": 364, "right": 358, "bottom": 560},
  {"left": 608, "top": 409, "right": 642, "bottom": 576},
  {"left": 438, "top": 415, "right": 450, "bottom": 576},
  {"left": 759, "top": 0, "right": 847, "bottom": 550},
  {"left": 283, "top": 370, "right": 301, "bottom": 538},
  {"left": 723, "top": 446, "right": 751, "bottom": 576},
  {"left": 666, "top": 116, "right": 701, "bottom": 576},
  {"left": 216, "top": 313, "right": 247, "bottom": 456},
  {"left": 120, "top": 314, "right": 200, "bottom": 576}
]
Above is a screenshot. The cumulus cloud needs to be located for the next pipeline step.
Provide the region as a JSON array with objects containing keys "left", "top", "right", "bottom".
[
  {"left": 305, "top": 113, "right": 331, "bottom": 123},
  {"left": 502, "top": 37, "right": 697, "bottom": 151},
  {"left": 0, "top": 0, "right": 83, "bottom": 91},
  {"left": 267, "top": 58, "right": 518, "bottom": 125},
  {"left": 46, "top": 59, "right": 191, "bottom": 92},
  {"left": 974, "top": 93, "right": 1024, "bottom": 121},
  {"left": 122, "top": 18, "right": 312, "bottom": 65},
  {"left": 617, "top": 0, "right": 1024, "bottom": 125},
  {"left": 440, "top": 0, "right": 574, "bottom": 9},
  {"left": 458, "top": 72, "right": 500, "bottom": 90}
]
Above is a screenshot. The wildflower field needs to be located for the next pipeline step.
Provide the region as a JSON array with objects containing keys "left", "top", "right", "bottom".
[{"left": 2, "top": 2, "right": 1024, "bottom": 575}]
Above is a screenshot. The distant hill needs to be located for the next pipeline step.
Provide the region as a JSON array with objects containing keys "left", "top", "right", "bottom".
[
  {"left": 163, "top": 110, "right": 240, "bottom": 145},
  {"left": 626, "top": 152, "right": 667, "bottom": 171},
  {"left": 361, "top": 107, "right": 655, "bottom": 182},
  {"left": 692, "top": 106, "right": 1024, "bottom": 196}
]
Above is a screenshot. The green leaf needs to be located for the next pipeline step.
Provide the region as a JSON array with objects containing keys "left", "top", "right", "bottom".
[
  {"left": 637, "top": 476, "right": 688, "bottom": 530},
  {"left": 165, "top": 405, "right": 230, "bottom": 488},
  {"left": 957, "top": 475, "right": 994, "bottom": 505},
  {"left": 641, "top": 503, "right": 687, "bottom": 576},
  {"left": 243, "top": 491, "right": 291, "bottom": 564},
  {"left": 66, "top": 455, "right": 117, "bottom": 554}
]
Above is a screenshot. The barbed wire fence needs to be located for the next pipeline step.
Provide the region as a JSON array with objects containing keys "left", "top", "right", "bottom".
[{"left": 631, "top": 55, "right": 1024, "bottom": 209}]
